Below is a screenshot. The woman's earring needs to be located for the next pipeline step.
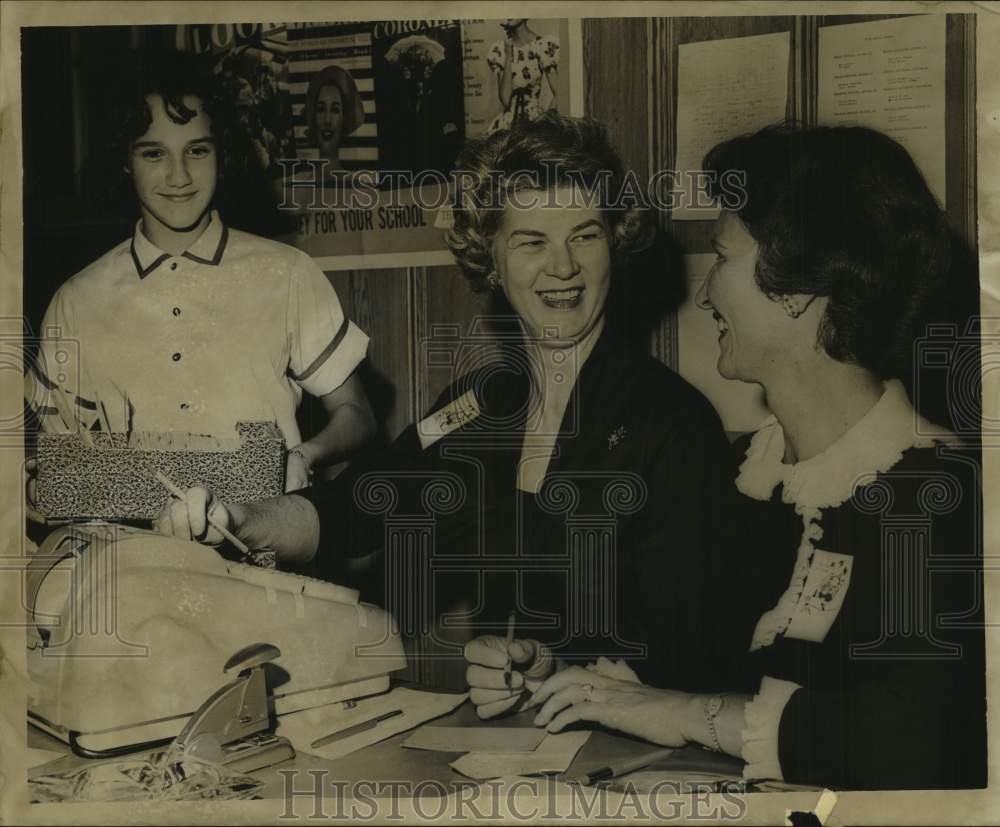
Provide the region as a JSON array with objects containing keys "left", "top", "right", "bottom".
[
  {"left": 487, "top": 271, "right": 502, "bottom": 290},
  {"left": 781, "top": 294, "right": 817, "bottom": 319},
  {"left": 782, "top": 296, "right": 804, "bottom": 318}
]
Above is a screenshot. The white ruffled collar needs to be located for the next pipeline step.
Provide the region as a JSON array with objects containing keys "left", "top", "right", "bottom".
[{"left": 736, "top": 380, "right": 957, "bottom": 510}]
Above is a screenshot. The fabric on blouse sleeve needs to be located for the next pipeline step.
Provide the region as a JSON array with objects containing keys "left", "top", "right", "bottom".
[
  {"left": 741, "top": 676, "right": 801, "bottom": 782},
  {"left": 537, "top": 35, "right": 560, "bottom": 71},
  {"left": 774, "top": 666, "right": 986, "bottom": 790},
  {"left": 486, "top": 40, "right": 505, "bottom": 74},
  {"left": 29, "top": 283, "right": 100, "bottom": 434},
  {"left": 287, "top": 252, "right": 369, "bottom": 398}
]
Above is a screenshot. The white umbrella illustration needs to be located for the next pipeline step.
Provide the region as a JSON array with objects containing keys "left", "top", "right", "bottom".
[{"left": 384, "top": 35, "right": 446, "bottom": 67}]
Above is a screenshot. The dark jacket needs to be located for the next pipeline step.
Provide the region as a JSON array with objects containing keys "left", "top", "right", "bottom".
[
  {"left": 730, "top": 438, "right": 988, "bottom": 790},
  {"left": 302, "top": 330, "right": 739, "bottom": 689}
]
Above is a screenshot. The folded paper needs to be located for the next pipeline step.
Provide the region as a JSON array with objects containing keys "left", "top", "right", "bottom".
[
  {"left": 449, "top": 731, "right": 591, "bottom": 780},
  {"left": 403, "top": 725, "right": 547, "bottom": 754}
]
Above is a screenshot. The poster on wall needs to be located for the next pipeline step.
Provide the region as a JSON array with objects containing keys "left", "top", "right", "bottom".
[
  {"left": 461, "top": 18, "right": 576, "bottom": 138},
  {"left": 818, "top": 14, "right": 947, "bottom": 205},
  {"left": 176, "top": 22, "right": 296, "bottom": 175},
  {"left": 278, "top": 18, "right": 583, "bottom": 270}
]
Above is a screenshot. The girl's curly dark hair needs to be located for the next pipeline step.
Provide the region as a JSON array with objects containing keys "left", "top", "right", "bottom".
[
  {"left": 446, "top": 113, "right": 654, "bottom": 291},
  {"left": 101, "top": 49, "right": 289, "bottom": 236},
  {"left": 111, "top": 50, "right": 243, "bottom": 182}
]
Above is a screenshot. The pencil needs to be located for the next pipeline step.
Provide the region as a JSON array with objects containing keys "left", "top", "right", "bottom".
[
  {"left": 154, "top": 470, "right": 253, "bottom": 560},
  {"left": 503, "top": 610, "right": 516, "bottom": 689},
  {"left": 572, "top": 747, "right": 676, "bottom": 786},
  {"left": 310, "top": 709, "right": 404, "bottom": 749}
]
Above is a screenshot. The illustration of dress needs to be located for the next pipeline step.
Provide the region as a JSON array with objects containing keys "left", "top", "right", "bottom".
[{"left": 485, "top": 34, "right": 560, "bottom": 134}]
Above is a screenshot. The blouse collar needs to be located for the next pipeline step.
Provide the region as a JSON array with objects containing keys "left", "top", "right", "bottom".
[
  {"left": 130, "top": 210, "right": 228, "bottom": 278},
  {"left": 735, "top": 379, "right": 958, "bottom": 509}
]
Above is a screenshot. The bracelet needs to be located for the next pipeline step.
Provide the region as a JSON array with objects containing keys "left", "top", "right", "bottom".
[
  {"left": 289, "top": 446, "right": 314, "bottom": 479},
  {"left": 704, "top": 694, "right": 724, "bottom": 752}
]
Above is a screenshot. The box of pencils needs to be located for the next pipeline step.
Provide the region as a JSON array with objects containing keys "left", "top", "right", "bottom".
[{"left": 35, "top": 421, "right": 286, "bottom": 520}]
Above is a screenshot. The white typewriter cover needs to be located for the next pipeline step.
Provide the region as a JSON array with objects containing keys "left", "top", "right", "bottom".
[{"left": 26, "top": 524, "right": 406, "bottom": 750}]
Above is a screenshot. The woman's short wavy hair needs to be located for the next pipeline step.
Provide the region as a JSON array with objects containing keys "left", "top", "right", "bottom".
[
  {"left": 446, "top": 113, "right": 654, "bottom": 291},
  {"left": 703, "top": 124, "right": 951, "bottom": 381}
]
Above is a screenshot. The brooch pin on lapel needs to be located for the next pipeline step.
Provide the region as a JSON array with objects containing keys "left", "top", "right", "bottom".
[{"left": 607, "top": 426, "right": 628, "bottom": 451}]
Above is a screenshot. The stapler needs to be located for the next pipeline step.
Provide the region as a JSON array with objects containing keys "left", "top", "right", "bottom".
[{"left": 172, "top": 642, "right": 294, "bottom": 773}]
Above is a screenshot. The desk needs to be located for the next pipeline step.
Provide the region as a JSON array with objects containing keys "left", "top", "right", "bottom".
[{"left": 29, "top": 699, "right": 741, "bottom": 800}]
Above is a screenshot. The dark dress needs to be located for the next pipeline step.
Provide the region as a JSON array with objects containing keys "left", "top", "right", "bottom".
[
  {"left": 727, "top": 396, "right": 987, "bottom": 790},
  {"left": 302, "top": 329, "right": 740, "bottom": 689}
]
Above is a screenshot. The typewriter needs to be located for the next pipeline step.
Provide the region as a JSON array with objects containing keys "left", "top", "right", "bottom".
[{"left": 26, "top": 523, "right": 406, "bottom": 757}]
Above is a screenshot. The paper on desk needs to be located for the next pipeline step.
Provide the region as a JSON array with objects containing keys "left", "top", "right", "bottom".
[
  {"left": 450, "top": 731, "right": 591, "bottom": 780},
  {"left": 26, "top": 747, "right": 67, "bottom": 769},
  {"left": 403, "top": 726, "right": 546, "bottom": 753},
  {"left": 277, "top": 686, "right": 468, "bottom": 761}
]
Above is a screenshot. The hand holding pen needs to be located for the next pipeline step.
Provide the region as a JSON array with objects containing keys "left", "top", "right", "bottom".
[
  {"left": 503, "top": 610, "right": 516, "bottom": 689},
  {"left": 464, "top": 624, "right": 556, "bottom": 719}
]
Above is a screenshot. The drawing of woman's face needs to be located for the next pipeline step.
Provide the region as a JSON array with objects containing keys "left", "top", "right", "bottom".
[{"left": 314, "top": 84, "right": 344, "bottom": 162}]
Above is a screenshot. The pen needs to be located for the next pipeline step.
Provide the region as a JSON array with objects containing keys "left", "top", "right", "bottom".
[
  {"left": 503, "top": 610, "right": 516, "bottom": 689},
  {"left": 572, "top": 748, "right": 676, "bottom": 786},
  {"left": 310, "top": 709, "right": 404, "bottom": 749},
  {"left": 154, "top": 470, "right": 254, "bottom": 561}
]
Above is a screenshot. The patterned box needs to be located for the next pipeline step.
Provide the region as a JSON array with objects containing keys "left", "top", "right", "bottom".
[{"left": 36, "top": 422, "right": 285, "bottom": 520}]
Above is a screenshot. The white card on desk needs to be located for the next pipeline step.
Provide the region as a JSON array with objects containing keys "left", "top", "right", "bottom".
[
  {"left": 277, "top": 687, "right": 468, "bottom": 761},
  {"left": 403, "top": 725, "right": 546, "bottom": 753},
  {"left": 450, "top": 731, "right": 591, "bottom": 780}
]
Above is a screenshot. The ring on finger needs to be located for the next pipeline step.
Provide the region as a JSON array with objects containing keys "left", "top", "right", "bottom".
[{"left": 581, "top": 684, "right": 594, "bottom": 702}]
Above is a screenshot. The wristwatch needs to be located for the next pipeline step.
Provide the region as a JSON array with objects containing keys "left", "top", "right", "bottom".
[
  {"left": 289, "top": 446, "right": 314, "bottom": 480},
  {"left": 704, "top": 694, "right": 724, "bottom": 752}
]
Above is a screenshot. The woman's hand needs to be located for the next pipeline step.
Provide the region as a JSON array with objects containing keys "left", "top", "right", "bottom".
[
  {"left": 285, "top": 447, "right": 312, "bottom": 493},
  {"left": 154, "top": 485, "right": 231, "bottom": 547},
  {"left": 464, "top": 635, "right": 555, "bottom": 719},
  {"left": 525, "top": 666, "right": 694, "bottom": 747}
]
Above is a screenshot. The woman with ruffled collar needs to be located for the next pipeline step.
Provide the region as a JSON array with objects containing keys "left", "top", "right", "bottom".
[{"left": 524, "top": 125, "right": 987, "bottom": 790}]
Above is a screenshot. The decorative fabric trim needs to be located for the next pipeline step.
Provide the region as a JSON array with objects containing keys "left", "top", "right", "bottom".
[
  {"left": 736, "top": 380, "right": 955, "bottom": 510},
  {"left": 738, "top": 380, "right": 958, "bottom": 651},
  {"left": 183, "top": 223, "right": 228, "bottom": 266},
  {"left": 129, "top": 241, "right": 169, "bottom": 279},
  {"left": 131, "top": 210, "right": 227, "bottom": 278},
  {"left": 293, "top": 316, "right": 350, "bottom": 382},
  {"left": 741, "top": 676, "right": 801, "bottom": 782},
  {"left": 749, "top": 505, "right": 823, "bottom": 650}
]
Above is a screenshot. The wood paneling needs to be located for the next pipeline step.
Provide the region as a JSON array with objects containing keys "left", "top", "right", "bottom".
[
  {"left": 326, "top": 268, "right": 412, "bottom": 444},
  {"left": 412, "top": 265, "right": 493, "bottom": 421},
  {"left": 584, "top": 18, "right": 650, "bottom": 180}
]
